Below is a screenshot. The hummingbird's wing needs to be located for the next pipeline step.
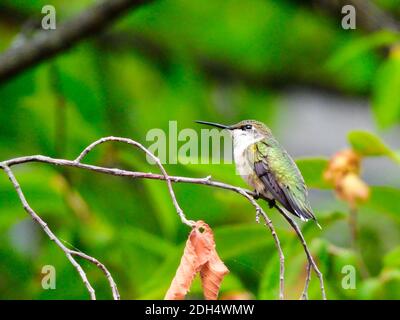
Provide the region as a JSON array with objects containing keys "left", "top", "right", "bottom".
[{"left": 252, "top": 140, "right": 316, "bottom": 222}]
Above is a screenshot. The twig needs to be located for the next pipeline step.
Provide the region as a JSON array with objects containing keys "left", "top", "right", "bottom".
[
  {"left": 70, "top": 250, "right": 120, "bottom": 300},
  {"left": 279, "top": 210, "right": 327, "bottom": 300},
  {"left": 235, "top": 189, "right": 285, "bottom": 300},
  {"left": 75, "top": 136, "right": 194, "bottom": 227},
  {"left": 0, "top": 136, "right": 195, "bottom": 299},
  {"left": 76, "top": 137, "right": 282, "bottom": 298},
  {"left": 0, "top": 136, "right": 327, "bottom": 299},
  {"left": 0, "top": 0, "right": 153, "bottom": 84},
  {"left": 1, "top": 165, "right": 99, "bottom": 300},
  {"left": 300, "top": 262, "right": 311, "bottom": 300}
]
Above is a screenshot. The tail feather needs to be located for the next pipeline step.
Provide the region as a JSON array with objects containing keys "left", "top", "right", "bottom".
[{"left": 278, "top": 203, "right": 322, "bottom": 229}]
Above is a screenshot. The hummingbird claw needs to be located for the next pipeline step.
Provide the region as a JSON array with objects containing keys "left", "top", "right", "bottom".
[
  {"left": 253, "top": 190, "right": 260, "bottom": 200},
  {"left": 268, "top": 199, "right": 276, "bottom": 209}
]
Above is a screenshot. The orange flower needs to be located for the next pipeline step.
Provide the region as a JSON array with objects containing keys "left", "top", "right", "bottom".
[
  {"left": 324, "top": 149, "right": 361, "bottom": 185},
  {"left": 335, "top": 173, "right": 370, "bottom": 208},
  {"left": 324, "top": 149, "right": 370, "bottom": 208}
]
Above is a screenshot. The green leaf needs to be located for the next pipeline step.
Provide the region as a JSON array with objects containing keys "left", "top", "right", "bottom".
[
  {"left": 384, "top": 246, "right": 400, "bottom": 269},
  {"left": 359, "top": 278, "right": 382, "bottom": 299},
  {"left": 326, "top": 31, "right": 399, "bottom": 72},
  {"left": 365, "top": 186, "right": 400, "bottom": 222},
  {"left": 295, "top": 158, "right": 330, "bottom": 189},
  {"left": 372, "top": 51, "right": 400, "bottom": 128},
  {"left": 137, "top": 246, "right": 183, "bottom": 299},
  {"left": 119, "top": 150, "right": 179, "bottom": 240},
  {"left": 258, "top": 238, "right": 330, "bottom": 299},
  {"left": 119, "top": 227, "right": 176, "bottom": 258},
  {"left": 214, "top": 224, "right": 280, "bottom": 260},
  {"left": 347, "top": 130, "right": 396, "bottom": 158},
  {"left": 258, "top": 249, "right": 284, "bottom": 299}
]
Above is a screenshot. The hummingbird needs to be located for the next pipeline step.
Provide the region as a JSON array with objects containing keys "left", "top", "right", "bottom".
[{"left": 196, "top": 120, "right": 320, "bottom": 227}]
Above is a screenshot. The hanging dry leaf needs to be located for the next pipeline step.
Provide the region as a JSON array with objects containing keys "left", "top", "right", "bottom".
[
  {"left": 220, "top": 291, "right": 253, "bottom": 300},
  {"left": 165, "top": 220, "right": 229, "bottom": 300},
  {"left": 200, "top": 236, "right": 229, "bottom": 299}
]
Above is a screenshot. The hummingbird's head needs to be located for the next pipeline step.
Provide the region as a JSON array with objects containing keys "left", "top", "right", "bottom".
[{"left": 195, "top": 120, "right": 272, "bottom": 145}]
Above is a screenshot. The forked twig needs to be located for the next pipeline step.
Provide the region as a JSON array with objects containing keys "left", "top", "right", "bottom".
[
  {"left": 2, "top": 166, "right": 100, "bottom": 299},
  {"left": 0, "top": 136, "right": 326, "bottom": 299},
  {"left": 280, "top": 211, "right": 326, "bottom": 300}
]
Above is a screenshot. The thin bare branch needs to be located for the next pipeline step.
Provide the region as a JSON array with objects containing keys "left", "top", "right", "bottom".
[
  {"left": 279, "top": 210, "right": 327, "bottom": 300},
  {"left": 0, "top": 136, "right": 327, "bottom": 300},
  {"left": 235, "top": 189, "right": 285, "bottom": 300},
  {"left": 70, "top": 250, "right": 119, "bottom": 300},
  {"left": 2, "top": 165, "right": 99, "bottom": 300},
  {"left": 75, "top": 136, "right": 194, "bottom": 227},
  {"left": 300, "top": 262, "right": 312, "bottom": 300},
  {"left": 76, "top": 137, "right": 283, "bottom": 298}
]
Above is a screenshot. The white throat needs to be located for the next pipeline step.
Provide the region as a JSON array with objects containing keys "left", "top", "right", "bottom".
[
  {"left": 232, "top": 129, "right": 263, "bottom": 177},
  {"left": 232, "top": 130, "right": 262, "bottom": 153}
]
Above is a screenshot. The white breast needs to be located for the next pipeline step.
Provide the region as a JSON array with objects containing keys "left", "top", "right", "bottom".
[{"left": 232, "top": 130, "right": 261, "bottom": 184}]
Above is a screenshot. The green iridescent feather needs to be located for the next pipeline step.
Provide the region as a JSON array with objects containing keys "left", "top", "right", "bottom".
[{"left": 251, "top": 138, "right": 316, "bottom": 221}]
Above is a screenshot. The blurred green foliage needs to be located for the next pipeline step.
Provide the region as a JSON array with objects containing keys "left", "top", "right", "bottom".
[{"left": 0, "top": 0, "right": 400, "bottom": 300}]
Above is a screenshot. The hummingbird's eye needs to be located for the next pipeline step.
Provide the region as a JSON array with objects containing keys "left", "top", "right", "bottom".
[{"left": 242, "top": 125, "right": 252, "bottom": 130}]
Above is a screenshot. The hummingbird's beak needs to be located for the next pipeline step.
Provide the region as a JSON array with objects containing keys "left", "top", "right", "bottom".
[{"left": 195, "top": 120, "right": 231, "bottom": 130}]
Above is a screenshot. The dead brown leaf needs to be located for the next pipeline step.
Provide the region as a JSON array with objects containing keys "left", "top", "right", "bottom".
[{"left": 164, "top": 220, "right": 229, "bottom": 300}]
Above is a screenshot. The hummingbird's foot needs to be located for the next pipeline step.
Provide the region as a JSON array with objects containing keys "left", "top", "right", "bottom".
[
  {"left": 268, "top": 199, "right": 276, "bottom": 209},
  {"left": 253, "top": 190, "right": 261, "bottom": 200}
]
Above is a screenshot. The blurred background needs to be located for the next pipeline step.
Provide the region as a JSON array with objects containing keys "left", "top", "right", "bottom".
[{"left": 0, "top": 0, "right": 400, "bottom": 299}]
